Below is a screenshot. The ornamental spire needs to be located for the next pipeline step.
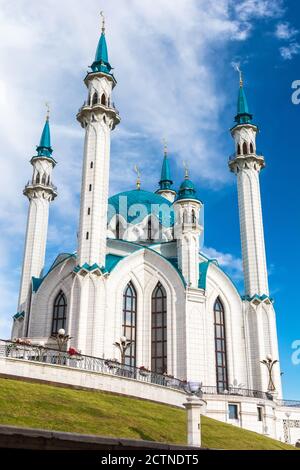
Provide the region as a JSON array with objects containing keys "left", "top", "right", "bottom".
[
  {"left": 234, "top": 67, "right": 253, "bottom": 125},
  {"left": 91, "top": 12, "right": 112, "bottom": 74},
  {"left": 36, "top": 106, "right": 53, "bottom": 158},
  {"left": 100, "top": 11, "right": 105, "bottom": 34},
  {"left": 159, "top": 139, "right": 173, "bottom": 190}
]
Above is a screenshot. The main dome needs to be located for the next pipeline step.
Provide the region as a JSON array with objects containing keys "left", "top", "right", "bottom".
[{"left": 108, "top": 189, "right": 175, "bottom": 227}]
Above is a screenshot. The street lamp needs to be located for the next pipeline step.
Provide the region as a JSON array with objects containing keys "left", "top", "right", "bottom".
[
  {"left": 113, "top": 336, "right": 133, "bottom": 364},
  {"left": 260, "top": 355, "right": 278, "bottom": 392},
  {"left": 51, "top": 328, "right": 72, "bottom": 365}
]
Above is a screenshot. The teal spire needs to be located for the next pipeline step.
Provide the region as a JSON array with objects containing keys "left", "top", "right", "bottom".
[
  {"left": 36, "top": 112, "right": 53, "bottom": 158},
  {"left": 176, "top": 166, "right": 200, "bottom": 202},
  {"left": 235, "top": 71, "right": 253, "bottom": 125},
  {"left": 159, "top": 143, "right": 173, "bottom": 190},
  {"left": 91, "top": 12, "right": 112, "bottom": 74}
]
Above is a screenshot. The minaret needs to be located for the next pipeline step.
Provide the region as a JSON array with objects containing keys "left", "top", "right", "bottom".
[
  {"left": 77, "top": 13, "right": 120, "bottom": 268},
  {"left": 174, "top": 167, "right": 203, "bottom": 288},
  {"left": 156, "top": 142, "right": 176, "bottom": 202},
  {"left": 229, "top": 71, "right": 269, "bottom": 297},
  {"left": 18, "top": 109, "right": 57, "bottom": 311}
]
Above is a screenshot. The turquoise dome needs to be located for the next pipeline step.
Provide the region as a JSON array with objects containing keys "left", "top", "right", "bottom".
[{"left": 108, "top": 189, "right": 174, "bottom": 227}]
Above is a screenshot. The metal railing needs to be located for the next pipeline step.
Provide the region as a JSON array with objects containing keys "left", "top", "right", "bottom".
[
  {"left": 276, "top": 400, "right": 300, "bottom": 408},
  {"left": 202, "top": 385, "right": 271, "bottom": 401},
  {"left": 1, "top": 340, "right": 299, "bottom": 406}
]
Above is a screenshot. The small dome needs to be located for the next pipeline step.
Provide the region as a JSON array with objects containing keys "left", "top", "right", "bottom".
[
  {"left": 108, "top": 189, "right": 175, "bottom": 227},
  {"left": 176, "top": 178, "right": 200, "bottom": 202}
]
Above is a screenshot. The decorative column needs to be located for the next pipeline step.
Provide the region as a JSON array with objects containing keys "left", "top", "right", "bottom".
[{"left": 183, "top": 395, "right": 206, "bottom": 447}]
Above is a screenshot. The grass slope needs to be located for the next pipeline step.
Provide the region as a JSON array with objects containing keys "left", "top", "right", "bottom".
[{"left": 0, "top": 378, "right": 295, "bottom": 450}]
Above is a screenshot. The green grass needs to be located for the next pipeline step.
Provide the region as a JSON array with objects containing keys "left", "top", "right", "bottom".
[{"left": 0, "top": 378, "right": 295, "bottom": 450}]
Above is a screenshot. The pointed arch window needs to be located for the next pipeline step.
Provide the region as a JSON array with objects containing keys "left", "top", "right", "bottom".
[
  {"left": 191, "top": 209, "right": 196, "bottom": 224},
  {"left": 250, "top": 142, "right": 254, "bottom": 154},
  {"left": 51, "top": 291, "right": 67, "bottom": 335},
  {"left": 242, "top": 142, "right": 248, "bottom": 155},
  {"left": 116, "top": 219, "right": 121, "bottom": 239},
  {"left": 237, "top": 144, "right": 241, "bottom": 155},
  {"left": 151, "top": 282, "right": 167, "bottom": 374},
  {"left": 36, "top": 173, "right": 40, "bottom": 184},
  {"left": 41, "top": 173, "right": 46, "bottom": 185},
  {"left": 122, "top": 282, "right": 137, "bottom": 367},
  {"left": 92, "top": 92, "right": 98, "bottom": 105},
  {"left": 214, "top": 298, "right": 228, "bottom": 393},
  {"left": 101, "top": 93, "right": 106, "bottom": 106}
]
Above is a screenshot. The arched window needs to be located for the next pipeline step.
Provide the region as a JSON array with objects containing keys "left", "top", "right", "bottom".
[
  {"left": 237, "top": 144, "right": 241, "bottom": 155},
  {"left": 151, "top": 282, "right": 167, "bottom": 374},
  {"left": 92, "top": 92, "right": 98, "bottom": 105},
  {"left": 242, "top": 142, "right": 248, "bottom": 155},
  {"left": 36, "top": 173, "right": 40, "bottom": 184},
  {"left": 41, "top": 173, "right": 46, "bottom": 185},
  {"left": 148, "top": 219, "right": 153, "bottom": 241},
  {"left": 101, "top": 93, "right": 106, "bottom": 105},
  {"left": 183, "top": 210, "right": 188, "bottom": 224},
  {"left": 122, "top": 282, "right": 137, "bottom": 367},
  {"left": 214, "top": 298, "right": 228, "bottom": 393},
  {"left": 116, "top": 219, "right": 120, "bottom": 239},
  {"left": 250, "top": 142, "right": 254, "bottom": 154},
  {"left": 51, "top": 291, "right": 67, "bottom": 335}
]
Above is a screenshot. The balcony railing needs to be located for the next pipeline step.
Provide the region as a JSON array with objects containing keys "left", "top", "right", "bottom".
[
  {"left": 229, "top": 151, "right": 264, "bottom": 162},
  {"left": 1, "top": 340, "right": 298, "bottom": 406},
  {"left": 78, "top": 101, "right": 119, "bottom": 115}
]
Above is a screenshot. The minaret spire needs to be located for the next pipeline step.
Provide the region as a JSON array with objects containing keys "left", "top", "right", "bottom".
[{"left": 91, "top": 11, "right": 112, "bottom": 74}]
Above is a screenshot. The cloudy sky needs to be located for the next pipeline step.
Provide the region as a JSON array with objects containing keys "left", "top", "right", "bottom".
[{"left": 0, "top": 0, "right": 299, "bottom": 397}]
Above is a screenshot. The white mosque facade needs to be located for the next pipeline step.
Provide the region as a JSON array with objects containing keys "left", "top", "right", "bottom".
[{"left": 8, "top": 20, "right": 300, "bottom": 445}]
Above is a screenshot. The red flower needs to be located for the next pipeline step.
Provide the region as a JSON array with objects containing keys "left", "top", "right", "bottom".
[{"left": 68, "top": 347, "right": 80, "bottom": 356}]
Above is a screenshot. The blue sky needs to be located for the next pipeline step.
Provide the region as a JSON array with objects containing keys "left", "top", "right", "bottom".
[{"left": 0, "top": 0, "right": 299, "bottom": 398}]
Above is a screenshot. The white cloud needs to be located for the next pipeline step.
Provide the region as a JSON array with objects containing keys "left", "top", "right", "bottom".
[
  {"left": 279, "top": 42, "right": 300, "bottom": 60},
  {"left": 203, "top": 246, "right": 243, "bottom": 281},
  {"left": 233, "top": 0, "right": 284, "bottom": 21},
  {"left": 275, "top": 22, "right": 298, "bottom": 40}
]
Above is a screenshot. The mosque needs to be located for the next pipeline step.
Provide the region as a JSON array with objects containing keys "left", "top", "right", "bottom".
[{"left": 10, "top": 16, "right": 300, "bottom": 444}]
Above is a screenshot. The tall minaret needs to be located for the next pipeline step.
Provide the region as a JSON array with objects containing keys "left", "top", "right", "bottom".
[
  {"left": 229, "top": 71, "right": 269, "bottom": 297},
  {"left": 18, "top": 110, "right": 57, "bottom": 311},
  {"left": 155, "top": 142, "right": 176, "bottom": 202},
  {"left": 174, "top": 168, "right": 203, "bottom": 288},
  {"left": 77, "top": 13, "right": 120, "bottom": 268}
]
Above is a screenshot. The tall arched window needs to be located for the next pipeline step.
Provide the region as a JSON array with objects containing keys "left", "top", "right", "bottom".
[
  {"left": 237, "top": 144, "right": 241, "bottom": 155},
  {"left": 52, "top": 291, "right": 67, "bottom": 335},
  {"left": 116, "top": 219, "right": 121, "bottom": 239},
  {"left": 243, "top": 142, "right": 248, "bottom": 155},
  {"left": 250, "top": 142, "right": 254, "bottom": 153},
  {"left": 92, "top": 92, "right": 98, "bottom": 105},
  {"left": 151, "top": 282, "right": 167, "bottom": 374},
  {"left": 214, "top": 298, "right": 228, "bottom": 393},
  {"left": 147, "top": 218, "right": 153, "bottom": 241},
  {"left": 36, "top": 173, "right": 40, "bottom": 184},
  {"left": 41, "top": 173, "right": 46, "bottom": 185},
  {"left": 101, "top": 93, "right": 106, "bottom": 105},
  {"left": 122, "top": 282, "right": 137, "bottom": 367}
]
